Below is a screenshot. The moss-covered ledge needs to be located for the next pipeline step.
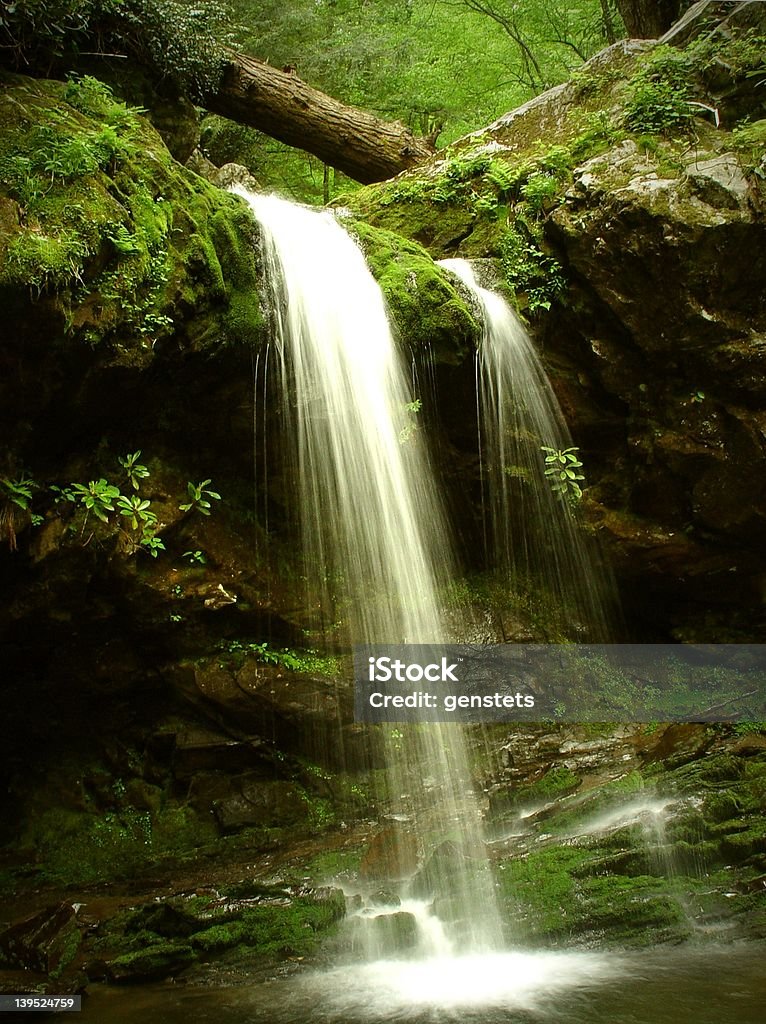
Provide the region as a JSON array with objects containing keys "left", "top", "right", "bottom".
[
  {"left": 0, "top": 72, "right": 262, "bottom": 361},
  {"left": 345, "top": 217, "right": 481, "bottom": 364}
]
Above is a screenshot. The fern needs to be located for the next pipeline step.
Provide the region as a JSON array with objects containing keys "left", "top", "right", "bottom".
[{"left": 486, "top": 160, "right": 525, "bottom": 196}]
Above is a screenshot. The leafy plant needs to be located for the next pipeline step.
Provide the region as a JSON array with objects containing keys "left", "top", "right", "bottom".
[
  {"left": 0, "top": 0, "right": 232, "bottom": 97},
  {"left": 118, "top": 450, "right": 150, "bottom": 490},
  {"left": 179, "top": 479, "right": 221, "bottom": 516},
  {"left": 399, "top": 398, "right": 422, "bottom": 445},
  {"left": 520, "top": 171, "right": 561, "bottom": 214},
  {"left": 183, "top": 549, "right": 207, "bottom": 565},
  {"left": 220, "top": 639, "right": 339, "bottom": 675},
  {"left": 541, "top": 446, "right": 585, "bottom": 501},
  {"left": 624, "top": 46, "right": 695, "bottom": 136},
  {"left": 140, "top": 532, "right": 165, "bottom": 557},
  {"left": 71, "top": 479, "right": 121, "bottom": 522},
  {"left": 50, "top": 484, "right": 76, "bottom": 504},
  {"left": 116, "top": 494, "right": 157, "bottom": 530},
  {"left": 41, "top": 133, "right": 100, "bottom": 181},
  {"left": 732, "top": 119, "right": 766, "bottom": 178},
  {"left": 485, "top": 159, "right": 526, "bottom": 196},
  {"left": 499, "top": 226, "right": 566, "bottom": 312},
  {"left": 0, "top": 475, "right": 37, "bottom": 510},
  {"left": 625, "top": 79, "right": 692, "bottom": 134}
]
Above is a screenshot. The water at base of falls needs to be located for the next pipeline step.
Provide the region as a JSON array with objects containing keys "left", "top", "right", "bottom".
[{"left": 81, "top": 944, "right": 766, "bottom": 1023}]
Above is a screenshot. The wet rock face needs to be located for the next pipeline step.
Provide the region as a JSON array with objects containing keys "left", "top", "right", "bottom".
[
  {"left": 359, "top": 828, "right": 420, "bottom": 881},
  {"left": 346, "top": 21, "right": 766, "bottom": 640},
  {"left": 482, "top": 724, "right": 766, "bottom": 947},
  {"left": 0, "top": 903, "right": 80, "bottom": 975},
  {"left": 543, "top": 136, "right": 766, "bottom": 637}
]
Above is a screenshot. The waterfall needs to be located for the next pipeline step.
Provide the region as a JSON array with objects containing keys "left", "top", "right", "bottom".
[
  {"left": 233, "top": 190, "right": 503, "bottom": 953},
  {"left": 236, "top": 189, "right": 448, "bottom": 643},
  {"left": 439, "top": 258, "right": 613, "bottom": 640}
]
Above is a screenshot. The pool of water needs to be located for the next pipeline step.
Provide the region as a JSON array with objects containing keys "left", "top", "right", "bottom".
[{"left": 81, "top": 943, "right": 766, "bottom": 1023}]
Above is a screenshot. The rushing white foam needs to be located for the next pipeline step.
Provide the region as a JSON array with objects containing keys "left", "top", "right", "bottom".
[{"left": 296, "top": 951, "right": 624, "bottom": 1015}]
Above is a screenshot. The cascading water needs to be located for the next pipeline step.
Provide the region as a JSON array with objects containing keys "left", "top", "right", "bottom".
[
  {"left": 439, "top": 258, "right": 613, "bottom": 641},
  {"left": 236, "top": 190, "right": 447, "bottom": 644},
  {"left": 233, "top": 188, "right": 503, "bottom": 954}
]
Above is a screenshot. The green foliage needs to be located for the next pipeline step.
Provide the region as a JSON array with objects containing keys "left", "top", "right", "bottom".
[
  {"left": 209, "top": 0, "right": 618, "bottom": 202},
  {"left": 0, "top": 0, "right": 232, "bottom": 96},
  {"left": 0, "top": 0, "right": 97, "bottom": 67},
  {"left": 1, "top": 72, "right": 260, "bottom": 344},
  {"left": 622, "top": 38, "right": 749, "bottom": 135},
  {"left": 542, "top": 446, "right": 585, "bottom": 500},
  {"left": 399, "top": 398, "right": 422, "bottom": 445},
  {"left": 71, "top": 478, "right": 121, "bottom": 522},
  {"left": 519, "top": 170, "right": 561, "bottom": 213},
  {"left": 116, "top": 494, "right": 156, "bottom": 530},
  {"left": 625, "top": 78, "right": 692, "bottom": 135},
  {"left": 63, "top": 74, "right": 145, "bottom": 121},
  {"left": 499, "top": 226, "right": 566, "bottom": 312},
  {"left": 179, "top": 479, "right": 221, "bottom": 516},
  {"left": 19, "top": 452, "right": 212, "bottom": 559},
  {"left": 118, "top": 450, "right": 150, "bottom": 490},
  {"left": 0, "top": 474, "right": 37, "bottom": 510},
  {"left": 182, "top": 548, "right": 207, "bottom": 565},
  {"left": 732, "top": 119, "right": 766, "bottom": 178},
  {"left": 220, "top": 639, "right": 340, "bottom": 676}
]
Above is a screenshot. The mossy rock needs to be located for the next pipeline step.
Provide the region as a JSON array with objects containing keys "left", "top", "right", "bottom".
[
  {"left": 189, "top": 888, "right": 345, "bottom": 958},
  {"left": 0, "top": 72, "right": 262, "bottom": 356},
  {"left": 107, "top": 941, "right": 196, "bottom": 983},
  {"left": 349, "top": 219, "right": 480, "bottom": 364},
  {"left": 497, "top": 843, "right": 690, "bottom": 946},
  {"left": 493, "top": 765, "right": 581, "bottom": 816}
]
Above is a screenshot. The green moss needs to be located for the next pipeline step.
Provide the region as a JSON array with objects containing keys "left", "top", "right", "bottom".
[
  {"left": 0, "top": 72, "right": 262, "bottom": 351},
  {"left": 190, "top": 893, "right": 345, "bottom": 957},
  {"left": 303, "top": 849, "right": 363, "bottom": 881},
  {"left": 497, "top": 844, "right": 688, "bottom": 945},
  {"left": 109, "top": 941, "right": 196, "bottom": 980},
  {"left": 95, "top": 890, "right": 346, "bottom": 970},
  {"left": 502, "top": 765, "right": 581, "bottom": 811},
  {"left": 350, "top": 219, "right": 480, "bottom": 362},
  {"left": 576, "top": 875, "right": 688, "bottom": 942},
  {"left": 48, "top": 923, "right": 82, "bottom": 981},
  {"left": 20, "top": 800, "right": 218, "bottom": 886}
]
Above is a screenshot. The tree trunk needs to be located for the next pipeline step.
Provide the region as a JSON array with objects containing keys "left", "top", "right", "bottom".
[
  {"left": 615, "top": 0, "right": 682, "bottom": 37},
  {"left": 600, "top": 0, "right": 618, "bottom": 44},
  {"left": 202, "top": 52, "right": 435, "bottom": 185}
]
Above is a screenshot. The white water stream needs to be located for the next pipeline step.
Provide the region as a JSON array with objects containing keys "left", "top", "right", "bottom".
[
  {"left": 439, "top": 258, "right": 613, "bottom": 640},
  {"left": 233, "top": 189, "right": 503, "bottom": 952},
  {"left": 235, "top": 189, "right": 448, "bottom": 644}
]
